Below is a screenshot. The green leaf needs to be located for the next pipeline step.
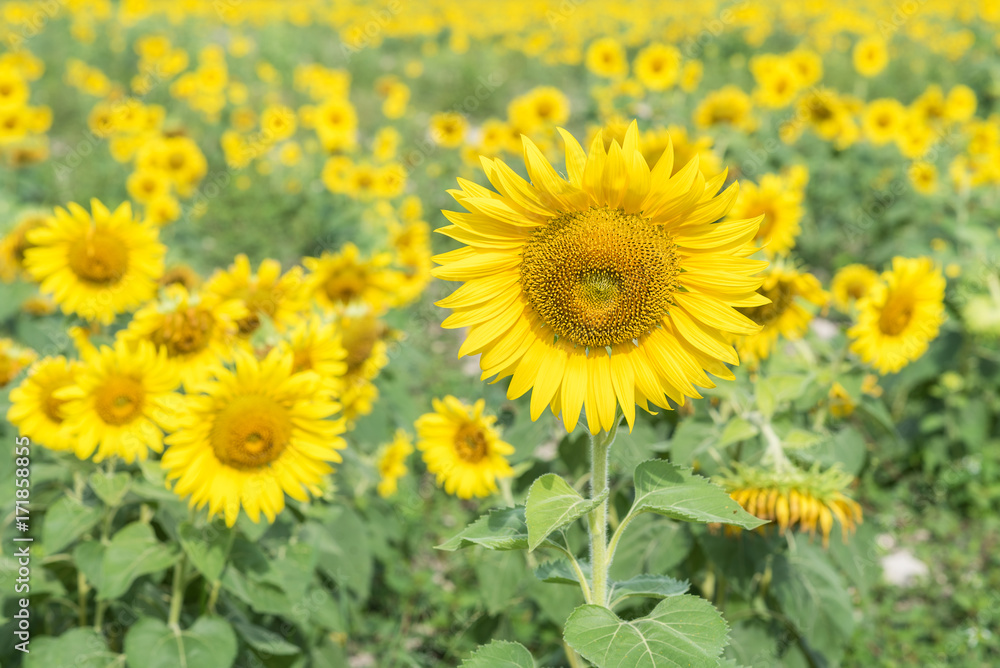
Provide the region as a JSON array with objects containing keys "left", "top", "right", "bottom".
[
  {"left": 42, "top": 495, "right": 103, "bottom": 553},
  {"left": 475, "top": 550, "right": 530, "bottom": 615},
  {"left": 89, "top": 471, "right": 132, "bottom": 507},
  {"left": 564, "top": 596, "right": 729, "bottom": 668},
  {"left": 461, "top": 640, "right": 535, "bottom": 667},
  {"left": 630, "top": 460, "right": 766, "bottom": 529},
  {"left": 757, "top": 374, "right": 809, "bottom": 418},
  {"left": 73, "top": 541, "right": 105, "bottom": 592},
  {"left": 25, "top": 628, "right": 121, "bottom": 668},
  {"left": 100, "top": 522, "right": 180, "bottom": 600},
  {"left": 609, "top": 514, "right": 692, "bottom": 580},
  {"left": 178, "top": 522, "right": 233, "bottom": 583},
  {"left": 232, "top": 620, "right": 301, "bottom": 656},
  {"left": 525, "top": 474, "right": 608, "bottom": 551},
  {"left": 124, "top": 616, "right": 238, "bottom": 668},
  {"left": 609, "top": 574, "right": 689, "bottom": 604},
  {"left": 534, "top": 558, "right": 590, "bottom": 585},
  {"left": 437, "top": 506, "right": 555, "bottom": 551},
  {"left": 309, "top": 508, "right": 372, "bottom": 598},
  {"left": 771, "top": 544, "right": 855, "bottom": 664},
  {"left": 718, "top": 418, "right": 758, "bottom": 448}
]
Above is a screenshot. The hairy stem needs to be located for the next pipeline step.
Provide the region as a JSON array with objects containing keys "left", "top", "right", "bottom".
[{"left": 587, "top": 417, "right": 619, "bottom": 607}]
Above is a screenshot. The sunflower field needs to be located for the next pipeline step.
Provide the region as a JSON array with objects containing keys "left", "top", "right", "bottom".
[{"left": 1, "top": 0, "right": 1000, "bottom": 666}]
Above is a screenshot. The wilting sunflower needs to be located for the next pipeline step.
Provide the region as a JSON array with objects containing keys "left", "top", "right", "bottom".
[
  {"left": 57, "top": 339, "right": 181, "bottom": 463},
  {"left": 121, "top": 284, "right": 248, "bottom": 386},
  {"left": 7, "top": 356, "right": 80, "bottom": 451},
  {"left": 849, "top": 257, "right": 946, "bottom": 374},
  {"left": 831, "top": 263, "right": 881, "bottom": 311},
  {"left": 304, "top": 243, "right": 403, "bottom": 315},
  {"left": 415, "top": 396, "right": 514, "bottom": 499},
  {"left": 162, "top": 347, "right": 346, "bottom": 527},
  {"left": 735, "top": 265, "right": 828, "bottom": 363},
  {"left": 205, "top": 254, "right": 308, "bottom": 335},
  {"left": 376, "top": 429, "right": 414, "bottom": 498},
  {"left": 718, "top": 463, "right": 863, "bottom": 547},
  {"left": 23, "top": 200, "right": 165, "bottom": 325},
  {"left": 434, "top": 121, "right": 767, "bottom": 433}
]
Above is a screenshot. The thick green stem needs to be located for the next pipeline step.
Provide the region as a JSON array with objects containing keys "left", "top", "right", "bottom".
[
  {"left": 167, "top": 553, "right": 187, "bottom": 630},
  {"left": 587, "top": 421, "right": 618, "bottom": 608}
]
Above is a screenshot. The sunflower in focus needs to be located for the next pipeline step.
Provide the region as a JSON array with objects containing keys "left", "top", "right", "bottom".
[
  {"left": 0, "top": 338, "right": 36, "bottom": 387},
  {"left": 162, "top": 347, "right": 346, "bottom": 527},
  {"left": 205, "top": 254, "right": 307, "bottom": 335},
  {"left": 849, "top": 257, "right": 946, "bottom": 374},
  {"left": 376, "top": 429, "right": 414, "bottom": 498},
  {"left": 434, "top": 121, "right": 768, "bottom": 433},
  {"left": 57, "top": 339, "right": 180, "bottom": 463},
  {"left": 719, "top": 463, "right": 863, "bottom": 547},
  {"left": 24, "top": 200, "right": 165, "bottom": 325},
  {"left": 831, "top": 264, "right": 881, "bottom": 311},
  {"left": 416, "top": 396, "right": 514, "bottom": 499},
  {"left": 7, "top": 356, "right": 80, "bottom": 451},
  {"left": 735, "top": 265, "right": 828, "bottom": 363}
]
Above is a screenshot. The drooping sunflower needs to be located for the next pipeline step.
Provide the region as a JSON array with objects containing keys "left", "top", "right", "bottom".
[
  {"left": 376, "top": 429, "right": 414, "bottom": 498},
  {"left": 204, "top": 254, "right": 308, "bottom": 336},
  {"left": 718, "top": 463, "right": 863, "bottom": 547},
  {"left": 434, "top": 121, "right": 768, "bottom": 433},
  {"left": 7, "top": 356, "right": 80, "bottom": 451},
  {"left": 849, "top": 257, "right": 946, "bottom": 374},
  {"left": 23, "top": 200, "right": 165, "bottom": 325},
  {"left": 734, "top": 265, "right": 828, "bottom": 363},
  {"left": 162, "top": 347, "right": 346, "bottom": 527},
  {"left": 57, "top": 339, "right": 181, "bottom": 463},
  {"left": 831, "top": 264, "right": 881, "bottom": 312},
  {"left": 415, "top": 396, "right": 514, "bottom": 499},
  {"left": 121, "top": 284, "right": 248, "bottom": 386}
]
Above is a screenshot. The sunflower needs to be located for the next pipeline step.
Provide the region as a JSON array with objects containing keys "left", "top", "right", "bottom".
[
  {"left": 727, "top": 173, "right": 803, "bottom": 256},
  {"left": 121, "top": 284, "right": 248, "bottom": 386},
  {"left": 23, "top": 200, "right": 165, "bottom": 325},
  {"left": 830, "top": 264, "right": 881, "bottom": 312},
  {"left": 862, "top": 99, "right": 905, "bottom": 146},
  {"left": 849, "top": 257, "right": 946, "bottom": 374},
  {"left": 434, "top": 121, "right": 767, "bottom": 434},
  {"left": 303, "top": 243, "right": 404, "bottom": 315},
  {"left": 735, "top": 265, "right": 828, "bottom": 363},
  {"left": 719, "top": 463, "right": 863, "bottom": 547},
  {"left": 508, "top": 87, "right": 571, "bottom": 132},
  {"left": 339, "top": 311, "right": 393, "bottom": 422},
  {"left": 908, "top": 162, "right": 938, "bottom": 194},
  {"left": 853, "top": 36, "right": 888, "bottom": 77},
  {"left": 0, "top": 209, "right": 49, "bottom": 283},
  {"left": 204, "top": 254, "right": 308, "bottom": 335},
  {"left": 0, "top": 338, "right": 36, "bottom": 387},
  {"left": 283, "top": 314, "right": 347, "bottom": 397},
  {"left": 827, "top": 382, "right": 856, "bottom": 418},
  {"left": 585, "top": 37, "right": 628, "bottom": 79},
  {"left": 126, "top": 168, "right": 171, "bottom": 203},
  {"left": 694, "top": 86, "right": 755, "bottom": 132},
  {"left": 162, "top": 347, "right": 344, "bottom": 527},
  {"left": 7, "top": 356, "right": 80, "bottom": 451},
  {"left": 376, "top": 429, "right": 414, "bottom": 498},
  {"left": 634, "top": 44, "right": 681, "bottom": 91},
  {"left": 415, "top": 396, "right": 514, "bottom": 499},
  {"left": 57, "top": 339, "right": 181, "bottom": 463},
  {"left": 430, "top": 112, "right": 468, "bottom": 148}
]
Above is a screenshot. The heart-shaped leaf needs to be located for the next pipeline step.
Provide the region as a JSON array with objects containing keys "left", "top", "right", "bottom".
[
  {"left": 630, "top": 460, "right": 766, "bottom": 529},
  {"left": 609, "top": 574, "right": 689, "bottom": 605},
  {"left": 124, "top": 616, "right": 237, "bottom": 668},
  {"left": 100, "top": 522, "right": 179, "bottom": 600},
  {"left": 526, "top": 473, "right": 608, "bottom": 551},
  {"left": 564, "top": 595, "right": 729, "bottom": 668}
]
